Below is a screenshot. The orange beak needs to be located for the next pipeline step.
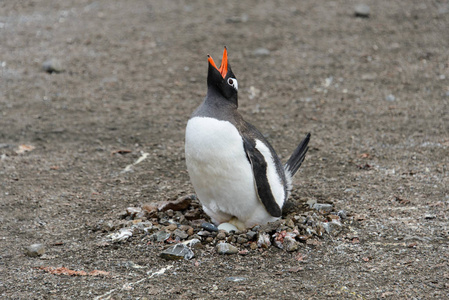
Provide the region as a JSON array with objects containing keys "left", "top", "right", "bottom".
[{"left": 208, "top": 47, "right": 228, "bottom": 78}]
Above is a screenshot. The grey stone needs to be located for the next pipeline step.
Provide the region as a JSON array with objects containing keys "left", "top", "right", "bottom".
[
  {"left": 197, "top": 230, "right": 210, "bottom": 237},
  {"left": 152, "top": 230, "right": 171, "bottom": 242},
  {"left": 312, "top": 203, "right": 333, "bottom": 213},
  {"left": 42, "top": 58, "right": 64, "bottom": 73},
  {"left": 173, "top": 229, "right": 188, "bottom": 240},
  {"left": 322, "top": 220, "right": 343, "bottom": 236},
  {"left": 283, "top": 236, "right": 299, "bottom": 252},
  {"left": 338, "top": 210, "right": 347, "bottom": 219},
  {"left": 25, "top": 244, "right": 45, "bottom": 257},
  {"left": 257, "top": 233, "right": 271, "bottom": 248},
  {"left": 385, "top": 94, "right": 396, "bottom": 101},
  {"left": 354, "top": 4, "right": 370, "bottom": 18},
  {"left": 252, "top": 48, "right": 271, "bottom": 56},
  {"left": 246, "top": 231, "right": 257, "bottom": 240},
  {"left": 216, "top": 242, "right": 238, "bottom": 254},
  {"left": 225, "top": 276, "right": 247, "bottom": 282},
  {"left": 201, "top": 222, "right": 218, "bottom": 232},
  {"left": 160, "top": 243, "right": 194, "bottom": 260}
]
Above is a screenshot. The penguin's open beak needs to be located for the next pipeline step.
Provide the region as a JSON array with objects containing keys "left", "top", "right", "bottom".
[{"left": 208, "top": 47, "right": 228, "bottom": 78}]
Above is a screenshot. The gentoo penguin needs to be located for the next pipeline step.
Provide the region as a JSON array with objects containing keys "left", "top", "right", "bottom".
[{"left": 185, "top": 47, "right": 310, "bottom": 231}]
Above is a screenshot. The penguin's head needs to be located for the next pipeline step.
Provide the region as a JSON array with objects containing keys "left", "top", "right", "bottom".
[{"left": 207, "top": 47, "right": 238, "bottom": 106}]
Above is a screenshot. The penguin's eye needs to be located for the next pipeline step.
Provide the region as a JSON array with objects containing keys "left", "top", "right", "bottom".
[{"left": 227, "top": 78, "right": 238, "bottom": 91}]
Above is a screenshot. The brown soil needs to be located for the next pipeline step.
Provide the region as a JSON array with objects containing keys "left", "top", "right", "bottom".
[{"left": 1, "top": 0, "right": 448, "bottom": 299}]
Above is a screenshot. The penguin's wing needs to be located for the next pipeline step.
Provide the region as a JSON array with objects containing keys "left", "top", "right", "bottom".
[{"left": 242, "top": 136, "right": 282, "bottom": 217}]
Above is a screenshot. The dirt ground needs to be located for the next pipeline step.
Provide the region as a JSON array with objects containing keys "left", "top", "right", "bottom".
[{"left": 1, "top": 0, "right": 448, "bottom": 299}]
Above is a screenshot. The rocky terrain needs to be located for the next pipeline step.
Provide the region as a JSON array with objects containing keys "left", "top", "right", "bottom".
[{"left": 1, "top": 0, "right": 448, "bottom": 299}]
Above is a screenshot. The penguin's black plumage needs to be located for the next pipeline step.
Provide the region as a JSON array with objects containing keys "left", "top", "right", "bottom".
[{"left": 185, "top": 47, "right": 310, "bottom": 230}]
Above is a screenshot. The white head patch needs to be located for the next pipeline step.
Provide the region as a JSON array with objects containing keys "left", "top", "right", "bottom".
[{"left": 227, "top": 78, "right": 238, "bottom": 91}]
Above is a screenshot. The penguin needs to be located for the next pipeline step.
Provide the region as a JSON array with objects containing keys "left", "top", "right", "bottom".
[{"left": 185, "top": 47, "right": 311, "bottom": 231}]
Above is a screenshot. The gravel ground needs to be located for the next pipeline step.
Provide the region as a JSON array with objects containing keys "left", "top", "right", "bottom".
[{"left": 1, "top": 0, "right": 448, "bottom": 299}]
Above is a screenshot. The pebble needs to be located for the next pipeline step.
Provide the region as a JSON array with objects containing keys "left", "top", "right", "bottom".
[
  {"left": 283, "top": 236, "right": 299, "bottom": 252},
  {"left": 25, "top": 244, "right": 45, "bottom": 257},
  {"left": 183, "top": 238, "right": 202, "bottom": 249},
  {"left": 152, "top": 230, "right": 171, "bottom": 242},
  {"left": 354, "top": 4, "right": 370, "bottom": 18},
  {"left": 109, "top": 228, "right": 133, "bottom": 242},
  {"left": 218, "top": 222, "right": 239, "bottom": 233},
  {"left": 226, "top": 276, "right": 247, "bottom": 282},
  {"left": 184, "top": 208, "right": 201, "bottom": 220},
  {"left": 201, "top": 222, "right": 218, "bottom": 232},
  {"left": 216, "top": 231, "right": 227, "bottom": 240},
  {"left": 42, "top": 58, "right": 64, "bottom": 73},
  {"left": 236, "top": 235, "right": 248, "bottom": 244},
  {"left": 216, "top": 242, "right": 238, "bottom": 255},
  {"left": 257, "top": 233, "right": 271, "bottom": 248},
  {"left": 312, "top": 203, "right": 333, "bottom": 214},
  {"left": 252, "top": 48, "right": 271, "bottom": 56},
  {"left": 173, "top": 229, "right": 189, "bottom": 240},
  {"left": 158, "top": 195, "right": 194, "bottom": 212},
  {"left": 141, "top": 203, "right": 158, "bottom": 218},
  {"left": 197, "top": 230, "right": 210, "bottom": 237},
  {"left": 322, "top": 220, "right": 343, "bottom": 236},
  {"left": 160, "top": 243, "right": 194, "bottom": 260},
  {"left": 126, "top": 207, "right": 142, "bottom": 217},
  {"left": 385, "top": 94, "right": 396, "bottom": 101},
  {"left": 338, "top": 210, "right": 347, "bottom": 219},
  {"left": 246, "top": 231, "right": 257, "bottom": 241}
]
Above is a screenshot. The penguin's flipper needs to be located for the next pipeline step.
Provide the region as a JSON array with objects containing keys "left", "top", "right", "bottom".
[
  {"left": 242, "top": 137, "right": 282, "bottom": 217},
  {"left": 285, "top": 133, "right": 311, "bottom": 177}
]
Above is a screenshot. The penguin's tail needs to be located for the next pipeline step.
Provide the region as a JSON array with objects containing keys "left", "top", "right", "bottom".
[{"left": 284, "top": 133, "right": 311, "bottom": 178}]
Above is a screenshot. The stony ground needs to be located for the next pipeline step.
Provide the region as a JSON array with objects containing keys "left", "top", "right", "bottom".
[{"left": 1, "top": 0, "right": 448, "bottom": 299}]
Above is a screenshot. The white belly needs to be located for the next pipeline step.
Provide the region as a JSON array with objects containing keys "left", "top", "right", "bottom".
[{"left": 185, "top": 117, "right": 278, "bottom": 227}]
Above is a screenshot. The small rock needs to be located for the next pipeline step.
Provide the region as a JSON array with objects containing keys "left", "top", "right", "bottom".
[
  {"left": 238, "top": 249, "right": 249, "bottom": 256},
  {"left": 257, "top": 220, "right": 283, "bottom": 233},
  {"left": 424, "top": 215, "right": 436, "bottom": 220},
  {"left": 312, "top": 203, "right": 333, "bottom": 214},
  {"left": 216, "top": 242, "right": 238, "bottom": 255},
  {"left": 237, "top": 235, "right": 248, "bottom": 244},
  {"left": 42, "top": 58, "right": 64, "bottom": 73},
  {"left": 158, "top": 195, "right": 194, "bottom": 212},
  {"left": 322, "top": 220, "right": 343, "bottom": 236},
  {"left": 385, "top": 94, "right": 396, "bottom": 101},
  {"left": 246, "top": 231, "right": 257, "bottom": 241},
  {"left": 283, "top": 236, "right": 299, "bottom": 252},
  {"left": 160, "top": 243, "right": 194, "bottom": 260},
  {"left": 141, "top": 203, "right": 158, "bottom": 218},
  {"left": 225, "top": 13, "right": 249, "bottom": 23},
  {"left": 252, "top": 48, "right": 271, "bottom": 56},
  {"left": 216, "top": 231, "right": 227, "bottom": 240},
  {"left": 249, "top": 242, "right": 258, "bottom": 250},
  {"left": 173, "top": 229, "right": 189, "bottom": 240},
  {"left": 337, "top": 210, "right": 347, "bottom": 219},
  {"left": 183, "top": 238, "right": 202, "bottom": 249},
  {"left": 257, "top": 233, "right": 271, "bottom": 248},
  {"left": 225, "top": 276, "right": 247, "bottom": 282},
  {"left": 109, "top": 228, "right": 133, "bottom": 242},
  {"left": 165, "top": 223, "right": 178, "bottom": 231},
  {"left": 184, "top": 208, "right": 201, "bottom": 220},
  {"left": 201, "top": 222, "right": 218, "bottom": 232},
  {"left": 197, "top": 230, "right": 210, "bottom": 237},
  {"left": 151, "top": 230, "right": 171, "bottom": 242},
  {"left": 354, "top": 4, "right": 370, "bottom": 18},
  {"left": 25, "top": 244, "right": 45, "bottom": 257},
  {"left": 126, "top": 207, "right": 142, "bottom": 217},
  {"left": 217, "top": 222, "right": 239, "bottom": 233},
  {"left": 187, "top": 227, "right": 194, "bottom": 236}
]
